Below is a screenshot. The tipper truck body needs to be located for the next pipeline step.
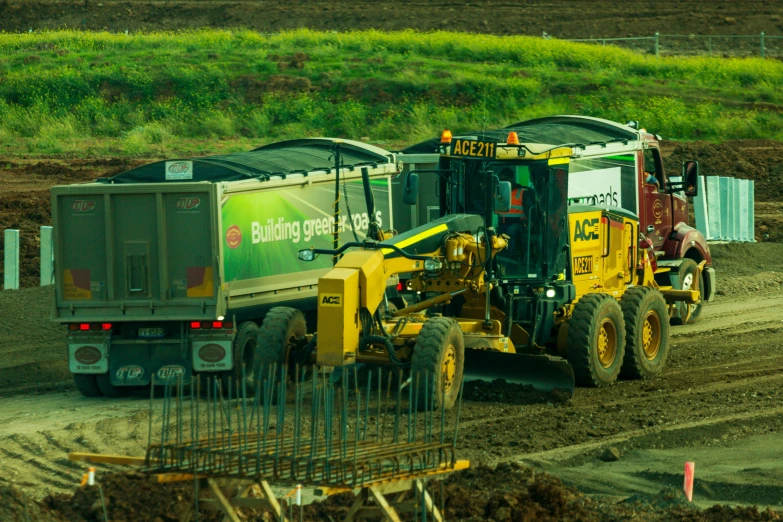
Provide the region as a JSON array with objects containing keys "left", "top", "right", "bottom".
[{"left": 51, "top": 138, "right": 399, "bottom": 397}]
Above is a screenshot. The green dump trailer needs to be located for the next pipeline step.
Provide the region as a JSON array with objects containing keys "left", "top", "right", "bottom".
[{"left": 51, "top": 139, "right": 400, "bottom": 397}]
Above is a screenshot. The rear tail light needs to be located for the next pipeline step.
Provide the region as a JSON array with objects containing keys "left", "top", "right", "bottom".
[
  {"left": 79, "top": 323, "right": 90, "bottom": 331},
  {"left": 190, "top": 320, "right": 233, "bottom": 330},
  {"left": 101, "top": 323, "right": 112, "bottom": 331}
]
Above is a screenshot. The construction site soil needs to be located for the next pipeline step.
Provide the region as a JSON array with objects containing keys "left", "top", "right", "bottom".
[
  {"left": 1, "top": 140, "right": 783, "bottom": 518},
  {"left": 0, "top": 237, "right": 782, "bottom": 520},
  {"left": 1, "top": 0, "right": 782, "bottom": 37}
]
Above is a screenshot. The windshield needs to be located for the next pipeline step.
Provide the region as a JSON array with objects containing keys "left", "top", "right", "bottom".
[{"left": 461, "top": 159, "right": 569, "bottom": 281}]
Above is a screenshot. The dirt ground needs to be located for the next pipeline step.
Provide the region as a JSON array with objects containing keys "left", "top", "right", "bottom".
[
  {"left": 0, "top": 241, "right": 782, "bottom": 520},
  {"left": 1, "top": 0, "right": 782, "bottom": 37}
]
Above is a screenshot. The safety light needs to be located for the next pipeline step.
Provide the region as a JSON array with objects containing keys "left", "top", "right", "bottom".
[
  {"left": 440, "top": 130, "right": 452, "bottom": 144},
  {"left": 506, "top": 131, "right": 520, "bottom": 146},
  {"left": 190, "top": 321, "right": 201, "bottom": 329},
  {"left": 298, "top": 249, "right": 315, "bottom": 262},
  {"left": 101, "top": 323, "right": 112, "bottom": 331},
  {"left": 396, "top": 282, "right": 404, "bottom": 291},
  {"left": 212, "top": 321, "right": 223, "bottom": 329},
  {"left": 79, "top": 323, "right": 90, "bottom": 331}
]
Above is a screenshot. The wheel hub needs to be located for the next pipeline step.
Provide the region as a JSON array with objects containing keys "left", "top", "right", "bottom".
[
  {"left": 642, "top": 311, "right": 661, "bottom": 360},
  {"left": 441, "top": 343, "right": 457, "bottom": 394},
  {"left": 597, "top": 319, "right": 617, "bottom": 368}
]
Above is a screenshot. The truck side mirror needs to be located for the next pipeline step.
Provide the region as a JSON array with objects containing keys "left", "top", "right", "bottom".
[
  {"left": 403, "top": 173, "right": 419, "bottom": 205},
  {"left": 495, "top": 181, "right": 512, "bottom": 213},
  {"left": 682, "top": 160, "right": 699, "bottom": 197}
]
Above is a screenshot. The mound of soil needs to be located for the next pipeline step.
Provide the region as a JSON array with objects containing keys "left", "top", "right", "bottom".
[
  {"left": 42, "top": 472, "right": 223, "bottom": 522},
  {"left": 1, "top": 0, "right": 781, "bottom": 38},
  {"left": 0, "top": 478, "right": 64, "bottom": 522},
  {"left": 664, "top": 141, "right": 783, "bottom": 203},
  {"left": 39, "top": 466, "right": 782, "bottom": 521},
  {"left": 432, "top": 462, "right": 782, "bottom": 522}
]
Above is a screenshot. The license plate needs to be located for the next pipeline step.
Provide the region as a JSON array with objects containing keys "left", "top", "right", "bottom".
[
  {"left": 139, "top": 328, "right": 164, "bottom": 338},
  {"left": 450, "top": 138, "right": 497, "bottom": 159}
]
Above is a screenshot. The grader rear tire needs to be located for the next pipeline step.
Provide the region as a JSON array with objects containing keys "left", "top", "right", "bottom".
[
  {"left": 567, "top": 293, "right": 626, "bottom": 387},
  {"left": 254, "top": 307, "right": 307, "bottom": 384},
  {"left": 620, "top": 287, "right": 670, "bottom": 379},
  {"left": 410, "top": 317, "right": 465, "bottom": 410}
]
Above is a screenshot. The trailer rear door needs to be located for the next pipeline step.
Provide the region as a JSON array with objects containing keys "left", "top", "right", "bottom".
[{"left": 52, "top": 185, "right": 219, "bottom": 321}]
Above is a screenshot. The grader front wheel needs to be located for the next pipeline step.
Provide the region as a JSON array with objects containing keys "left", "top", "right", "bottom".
[
  {"left": 567, "top": 293, "right": 626, "bottom": 387},
  {"left": 254, "top": 307, "right": 307, "bottom": 384},
  {"left": 410, "top": 317, "right": 465, "bottom": 410}
]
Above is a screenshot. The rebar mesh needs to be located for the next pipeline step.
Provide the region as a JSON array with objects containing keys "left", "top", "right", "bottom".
[{"left": 144, "top": 364, "right": 464, "bottom": 488}]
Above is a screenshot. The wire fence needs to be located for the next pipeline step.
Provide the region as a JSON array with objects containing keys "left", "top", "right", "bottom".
[{"left": 563, "top": 32, "right": 783, "bottom": 59}]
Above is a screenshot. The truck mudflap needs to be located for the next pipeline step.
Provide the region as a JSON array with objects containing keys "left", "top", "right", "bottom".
[
  {"left": 109, "top": 343, "right": 194, "bottom": 386},
  {"left": 192, "top": 340, "right": 234, "bottom": 372},
  {"left": 68, "top": 337, "right": 109, "bottom": 374}
]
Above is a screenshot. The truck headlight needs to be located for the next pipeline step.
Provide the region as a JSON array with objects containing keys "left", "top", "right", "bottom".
[{"left": 545, "top": 288, "right": 556, "bottom": 298}]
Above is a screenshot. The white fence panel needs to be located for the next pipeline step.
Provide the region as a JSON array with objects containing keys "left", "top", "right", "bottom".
[{"left": 3, "top": 229, "right": 20, "bottom": 290}]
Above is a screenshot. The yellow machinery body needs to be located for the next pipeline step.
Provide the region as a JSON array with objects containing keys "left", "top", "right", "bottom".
[{"left": 272, "top": 135, "right": 704, "bottom": 404}]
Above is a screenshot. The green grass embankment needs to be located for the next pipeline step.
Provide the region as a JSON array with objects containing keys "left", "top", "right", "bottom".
[{"left": 1, "top": 29, "right": 783, "bottom": 157}]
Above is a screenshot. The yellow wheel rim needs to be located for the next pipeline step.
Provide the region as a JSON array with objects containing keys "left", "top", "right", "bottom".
[
  {"left": 642, "top": 310, "right": 662, "bottom": 360},
  {"left": 597, "top": 319, "right": 617, "bottom": 368},
  {"left": 441, "top": 343, "right": 457, "bottom": 394}
]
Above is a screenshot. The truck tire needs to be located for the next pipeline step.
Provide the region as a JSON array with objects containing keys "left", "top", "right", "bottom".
[
  {"left": 620, "top": 287, "right": 670, "bottom": 379},
  {"left": 254, "top": 307, "right": 307, "bottom": 385},
  {"left": 410, "top": 317, "right": 465, "bottom": 410},
  {"left": 670, "top": 259, "right": 704, "bottom": 325},
  {"left": 73, "top": 373, "right": 103, "bottom": 397},
  {"left": 222, "top": 321, "right": 260, "bottom": 397},
  {"left": 567, "top": 293, "right": 626, "bottom": 387},
  {"left": 96, "top": 373, "right": 132, "bottom": 398}
]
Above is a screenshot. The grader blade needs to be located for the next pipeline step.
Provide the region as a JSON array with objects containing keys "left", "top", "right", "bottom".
[{"left": 463, "top": 349, "right": 575, "bottom": 396}]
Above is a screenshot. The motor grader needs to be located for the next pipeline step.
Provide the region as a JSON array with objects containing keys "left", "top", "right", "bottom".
[{"left": 255, "top": 131, "right": 703, "bottom": 408}]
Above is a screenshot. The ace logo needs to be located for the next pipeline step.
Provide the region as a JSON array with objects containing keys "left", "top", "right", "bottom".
[
  {"left": 320, "top": 294, "right": 342, "bottom": 307},
  {"left": 574, "top": 218, "right": 600, "bottom": 241}
]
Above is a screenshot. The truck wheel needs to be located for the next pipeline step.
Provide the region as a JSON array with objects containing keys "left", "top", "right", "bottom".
[
  {"left": 410, "top": 317, "right": 465, "bottom": 410},
  {"left": 254, "top": 307, "right": 307, "bottom": 384},
  {"left": 73, "top": 374, "right": 103, "bottom": 397},
  {"left": 567, "top": 293, "right": 626, "bottom": 387},
  {"left": 96, "top": 373, "right": 132, "bottom": 398},
  {"left": 620, "top": 287, "right": 670, "bottom": 379},
  {"left": 222, "top": 321, "right": 260, "bottom": 397},
  {"left": 671, "top": 259, "right": 703, "bottom": 325}
]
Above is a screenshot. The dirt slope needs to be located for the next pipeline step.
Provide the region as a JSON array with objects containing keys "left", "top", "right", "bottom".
[{"left": 1, "top": 0, "right": 782, "bottom": 37}]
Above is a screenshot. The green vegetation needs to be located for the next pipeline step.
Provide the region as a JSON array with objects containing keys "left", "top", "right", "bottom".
[{"left": 1, "top": 29, "right": 782, "bottom": 157}]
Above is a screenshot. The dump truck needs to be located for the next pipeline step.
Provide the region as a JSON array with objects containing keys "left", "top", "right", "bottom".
[
  {"left": 51, "top": 139, "right": 400, "bottom": 397},
  {"left": 256, "top": 131, "right": 704, "bottom": 405},
  {"left": 394, "top": 115, "right": 715, "bottom": 324}
]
